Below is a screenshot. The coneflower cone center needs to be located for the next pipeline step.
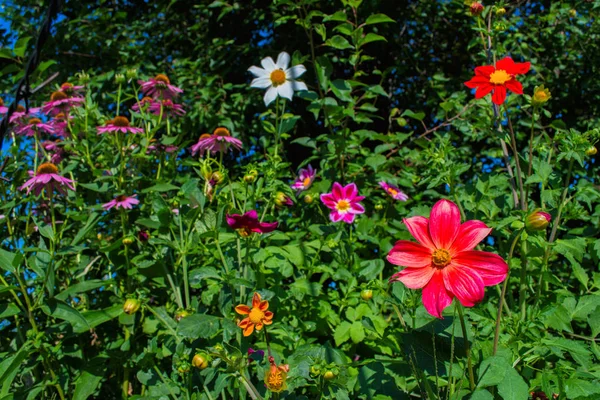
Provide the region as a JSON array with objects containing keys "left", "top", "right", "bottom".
[
  {"left": 336, "top": 200, "right": 351, "bottom": 212},
  {"left": 112, "top": 116, "right": 130, "bottom": 127},
  {"left": 51, "top": 91, "right": 68, "bottom": 101},
  {"left": 489, "top": 69, "right": 511, "bottom": 85},
  {"left": 116, "top": 195, "right": 128, "bottom": 202},
  {"left": 249, "top": 307, "right": 265, "bottom": 324},
  {"left": 154, "top": 74, "right": 170, "bottom": 84},
  {"left": 16, "top": 105, "right": 25, "bottom": 112},
  {"left": 28, "top": 118, "right": 42, "bottom": 125},
  {"left": 432, "top": 249, "right": 451, "bottom": 268},
  {"left": 213, "top": 127, "right": 230, "bottom": 137},
  {"left": 0, "top": 98, "right": 4, "bottom": 106},
  {"left": 270, "top": 69, "right": 286, "bottom": 86},
  {"left": 37, "top": 162, "right": 58, "bottom": 175}
]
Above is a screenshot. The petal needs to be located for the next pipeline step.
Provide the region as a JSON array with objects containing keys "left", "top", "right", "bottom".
[
  {"left": 263, "top": 318, "right": 273, "bottom": 325},
  {"left": 256, "top": 221, "right": 278, "bottom": 233},
  {"left": 252, "top": 292, "right": 261, "bottom": 308},
  {"left": 464, "top": 76, "right": 490, "bottom": 89},
  {"left": 492, "top": 85, "right": 507, "bottom": 105},
  {"left": 387, "top": 240, "right": 433, "bottom": 268},
  {"left": 450, "top": 220, "right": 492, "bottom": 253},
  {"left": 442, "top": 265, "right": 485, "bottom": 307},
  {"left": 452, "top": 251, "right": 508, "bottom": 286},
  {"left": 250, "top": 77, "right": 272, "bottom": 89},
  {"left": 505, "top": 79, "right": 523, "bottom": 95},
  {"left": 248, "top": 66, "right": 268, "bottom": 78},
  {"left": 243, "top": 323, "right": 255, "bottom": 336},
  {"left": 511, "top": 61, "right": 530, "bottom": 75},
  {"left": 276, "top": 52, "right": 290, "bottom": 70},
  {"left": 235, "top": 305, "right": 251, "bottom": 315},
  {"left": 342, "top": 213, "right": 356, "bottom": 223},
  {"left": 260, "top": 57, "right": 277, "bottom": 72},
  {"left": 276, "top": 82, "right": 294, "bottom": 101},
  {"left": 263, "top": 86, "right": 278, "bottom": 106},
  {"left": 403, "top": 216, "right": 435, "bottom": 249},
  {"left": 475, "top": 84, "right": 494, "bottom": 99},
  {"left": 474, "top": 65, "right": 494, "bottom": 77},
  {"left": 264, "top": 311, "right": 273, "bottom": 319},
  {"left": 495, "top": 57, "right": 515, "bottom": 72},
  {"left": 291, "top": 80, "right": 308, "bottom": 92},
  {"left": 238, "top": 317, "right": 251, "bottom": 328},
  {"left": 286, "top": 65, "right": 306, "bottom": 79},
  {"left": 343, "top": 183, "right": 358, "bottom": 199},
  {"left": 350, "top": 202, "right": 365, "bottom": 214},
  {"left": 255, "top": 322, "right": 264, "bottom": 331},
  {"left": 332, "top": 182, "right": 343, "bottom": 199},
  {"left": 428, "top": 199, "right": 461, "bottom": 249},
  {"left": 330, "top": 210, "right": 344, "bottom": 222},
  {"left": 421, "top": 270, "right": 454, "bottom": 319},
  {"left": 226, "top": 214, "right": 241, "bottom": 228},
  {"left": 320, "top": 193, "right": 337, "bottom": 208},
  {"left": 245, "top": 210, "right": 258, "bottom": 220},
  {"left": 391, "top": 266, "right": 435, "bottom": 289},
  {"left": 259, "top": 300, "right": 269, "bottom": 311}
]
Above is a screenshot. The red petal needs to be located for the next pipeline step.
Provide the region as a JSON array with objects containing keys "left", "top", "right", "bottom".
[
  {"left": 238, "top": 317, "right": 251, "bottom": 328},
  {"left": 475, "top": 83, "right": 494, "bottom": 99},
  {"left": 452, "top": 251, "right": 508, "bottom": 286},
  {"left": 403, "top": 216, "right": 435, "bottom": 250},
  {"left": 495, "top": 57, "right": 514, "bottom": 72},
  {"left": 243, "top": 323, "right": 255, "bottom": 336},
  {"left": 507, "top": 61, "right": 530, "bottom": 75},
  {"left": 259, "top": 300, "right": 269, "bottom": 311},
  {"left": 442, "top": 265, "right": 485, "bottom": 307},
  {"left": 505, "top": 79, "right": 523, "bottom": 95},
  {"left": 492, "top": 85, "right": 507, "bottom": 105},
  {"left": 235, "top": 305, "right": 251, "bottom": 315},
  {"left": 474, "top": 65, "right": 494, "bottom": 77},
  {"left": 252, "top": 292, "right": 261, "bottom": 308},
  {"left": 391, "top": 266, "right": 435, "bottom": 289},
  {"left": 421, "top": 270, "right": 454, "bottom": 319},
  {"left": 450, "top": 220, "right": 492, "bottom": 252},
  {"left": 428, "top": 199, "right": 461, "bottom": 249},
  {"left": 464, "top": 76, "right": 489, "bottom": 89},
  {"left": 387, "top": 240, "right": 432, "bottom": 268}
]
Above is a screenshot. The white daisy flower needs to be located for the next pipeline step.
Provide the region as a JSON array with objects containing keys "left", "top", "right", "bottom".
[{"left": 248, "top": 51, "right": 308, "bottom": 106}]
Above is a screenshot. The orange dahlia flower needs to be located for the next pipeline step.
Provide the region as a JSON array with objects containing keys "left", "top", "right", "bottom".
[
  {"left": 464, "top": 57, "right": 531, "bottom": 105},
  {"left": 235, "top": 292, "right": 273, "bottom": 336}
]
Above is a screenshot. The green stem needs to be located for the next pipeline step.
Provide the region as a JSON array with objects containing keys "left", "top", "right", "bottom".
[
  {"left": 525, "top": 107, "right": 537, "bottom": 201},
  {"left": 116, "top": 83, "right": 122, "bottom": 116},
  {"left": 456, "top": 304, "right": 475, "bottom": 392},
  {"left": 504, "top": 104, "right": 526, "bottom": 211},
  {"left": 518, "top": 238, "right": 529, "bottom": 321},
  {"left": 152, "top": 365, "right": 178, "bottom": 400},
  {"left": 145, "top": 305, "right": 178, "bottom": 337}
]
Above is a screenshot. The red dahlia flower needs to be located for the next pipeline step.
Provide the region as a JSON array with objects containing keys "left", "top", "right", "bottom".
[
  {"left": 226, "top": 210, "right": 278, "bottom": 237},
  {"left": 464, "top": 57, "right": 530, "bottom": 105},
  {"left": 387, "top": 199, "right": 508, "bottom": 318}
]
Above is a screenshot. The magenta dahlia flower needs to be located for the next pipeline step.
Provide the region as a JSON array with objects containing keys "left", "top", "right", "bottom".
[
  {"left": 15, "top": 118, "right": 54, "bottom": 137},
  {"left": 226, "top": 210, "right": 278, "bottom": 237},
  {"left": 291, "top": 165, "right": 316, "bottom": 192},
  {"left": 138, "top": 74, "right": 183, "bottom": 99},
  {"left": 387, "top": 199, "right": 508, "bottom": 318},
  {"left": 102, "top": 194, "right": 140, "bottom": 211},
  {"left": 97, "top": 116, "right": 144, "bottom": 135},
  {"left": 379, "top": 181, "right": 408, "bottom": 201},
  {"left": 320, "top": 182, "right": 365, "bottom": 224},
  {"left": 190, "top": 127, "right": 242, "bottom": 155},
  {"left": 20, "top": 163, "right": 75, "bottom": 196},
  {"left": 42, "top": 91, "right": 84, "bottom": 116},
  {"left": 149, "top": 99, "right": 186, "bottom": 118}
]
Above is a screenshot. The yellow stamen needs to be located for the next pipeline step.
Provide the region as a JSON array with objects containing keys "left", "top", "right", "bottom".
[
  {"left": 37, "top": 163, "right": 58, "bottom": 175},
  {"left": 112, "top": 116, "right": 130, "bottom": 127},
  {"left": 432, "top": 249, "right": 451, "bottom": 268},
  {"left": 270, "top": 69, "right": 286, "bottom": 86},
  {"left": 237, "top": 227, "right": 252, "bottom": 237},
  {"left": 336, "top": 200, "right": 351, "bottom": 212},
  {"left": 388, "top": 188, "right": 398, "bottom": 196},
  {"left": 489, "top": 69, "right": 511, "bottom": 85},
  {"left": 248, "top": 307, "right": 265, "bottom": 324},
  {"left": 303, "top": 177, "right": 311, "bottom": 187}
]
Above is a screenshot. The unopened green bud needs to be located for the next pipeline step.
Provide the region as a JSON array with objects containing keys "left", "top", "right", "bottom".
[
  {"left": 211, "top": 171, "right": 224, "bottom": 185},
  {"left": 123, "top": 298, "right": 141, "bottom": 315},
  {"left": 525, "top": 209, "right": 551, "bottom": 232},
  {"left": 360, "top": 289, "right": 373, "bottom": 301},
  {"left": 303, "top": 194, "right": 314, "bottom": 204},
  {"left": 585, "top": 146, "right": 597, "bottom": 156},
  {"left": 192, "top": 353, "right": 210, "bottom": 369},
  {"left": 126, "top": 68, "right": 137, "bottom": 80},
  {"left": 496, "top": 7, "right": 506, "bottom": 16},
  {"left": 115, "top": 73, "right": 126, "bottom": 85}
]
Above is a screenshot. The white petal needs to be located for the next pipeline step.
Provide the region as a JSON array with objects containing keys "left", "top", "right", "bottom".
[
  {"left": 251, "top": 77, "right": 272, "bottom": 89},
  {"left": 248, "top": 66, "right": 268, "bottom": 78},
  {"left": 276, "top": 52, "right": 290, "bottom": 70},
  {"left": 260, "top": 57, "right": 277, "bottom": 72},
  {"left": 291, "top": 80, "right": 308, "bottom": 92},
  {"left": 277, "top": 82, "right": 294, "bottom": 101},
  {"left": 286, "top": 65, "right": 306, "bottom": 79},
  {"left": 264, "top": 86, "right": 278, "bottom": 106}
]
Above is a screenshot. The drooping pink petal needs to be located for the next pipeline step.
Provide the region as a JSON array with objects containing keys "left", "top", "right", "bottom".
[
  {"left": 450, "top": 220, "right": 492, "bottom": 253},
  {"left": 387, "top": 240, "right": 432, "bottom": 268},
  {"left": 442, "top": 265, "right": 485, "bottom": 307},
  {"left": 451, "top": 251, "right": 508, "bottom": 286},
  {"left": 421, "top": 270, "right": 454, "bottom": 319},
  {"left": 391, "top": 266, "right": 435, "bottom": 289},
  {"left": 255, "top": 221, "right": 278, "bottom": 233},
  {"left": 428, "top": 199, "right": 461, "bottom": 249},
  {"left": 403, "top": 216, "right": 435, "bottom": 250},
  {"left": 329, "top": 210, "right": 344, "bottom": 223}
]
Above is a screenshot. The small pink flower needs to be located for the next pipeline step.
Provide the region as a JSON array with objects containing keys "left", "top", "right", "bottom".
[
  {"left": 97, "top": 116, "right": 144, "bottom": 135},
  {"left": 138, "top": 74, "right": 183, "bottom": 99},
  {"left": 15, "top": 118, "right": 54, "bottom": 137},
  {"left": 379, "top": 181, "right": 408, "bottom": 201},
  {"left": 190, "top": 127, "right": 242, "bottom": 155},
  {"left": 47, "top": 113, "right": 72, "bottom": 138},
  {"left": 226, "top": 210, "right": 278, "bottom": 237},
  {"left": 42, "top": 91, "right": 84, "bottom": 116},
  {"left": 41, "top": 140, "right": 66, "bottom": 164},
  {"left": 149, "top": 99, "right": 186, "bottom": 118},
  {"left": 19, "top": 163, "right": 75, "bottom": 196},
  {"left": 131, "top": 96, "right": 155, "bottom": 112},
  {"left": 291, "top": 165, "right": 316, "bottom": 192},
  {"left": 102, "top": 194, "right": 140, "bottom": 210},
  {"left": 320, "top": 182, "right": 365, "bottom": 224},
  {"left": 387, "top": 199, "right": 508, "bottom": 318}
]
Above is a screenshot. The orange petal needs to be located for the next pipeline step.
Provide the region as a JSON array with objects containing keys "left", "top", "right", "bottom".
[
  {"left": 259, "top": 300, "right": 269, "bottom": 311},
  {"left": 243, "top": 323, "right": 255, "bottom": 336},
  {"left": 255, "top": 322, "right": 264, "bottom": 331},
  {"left": 238, "top": 317, "right": 251, "bottom": 328},
  {"left": 252, "top": 292, "right": 261, "bottom": 308},
  {"left": 264, "top": 311, "right": 274, "bottom": 319},
  {"left": 263, "top": 319, "right": 273, "bottom": 325},
  {"left": 235, "top": 305, "right": 251, "bottom": 315}
]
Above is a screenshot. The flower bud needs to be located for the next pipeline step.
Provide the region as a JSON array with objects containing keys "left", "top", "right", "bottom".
[
  {"left": 177, "top": 362, "right": 191, "bottom": 374},
  {"left": 115, "top": 73, "right": 126, "bottom": 85},
  {"left": 244, "top": 169, "right": 258, "bottom": 184},
  {"left": 303, "top": 194, "right": 314, "bottom": 204},
  {"left": 123, "top": 237, "right": 134, "bottom": 245},
  {"left": 569, "top": 9, "right": 577, "bottom": 18},
  {"left": 496, "top": 7, "right": 506, "bottom": 16},
  {"left": 494, "top": 22, "right": 507, "bottom": 32},
  {"left": 396, "top": 117, "right": 408, "bottom": 127},
  {"left": 123, "top": 298, "right": 141, "bottom": 315},
  {"left": 309, "top": 365, "right": 321, "bottom": 378},
  {"left": 200, "top": 163, "right": 213, "bottom": 181},
  {"left": 175, "top": 309, "right": 191, "bottom": 321},
  {"left": 274, "top": 192, "right": 293, "bottom": 208},
  {"left": 211, "top": 171, "right": 225, "bottom": 186},
  {"left": 525, "top": 209, "right": 551, "bottom": 231},
  {"left": 126, "top": 68, "right": 137, "bottom": 80},
  {"left": 76, "top": 71, "right": 90, "bottom": 85},
  {"left": 192, "top": 353, "right": 209, "bottom": 369},
  {"left": 323, "top": 369, "right": 338, "bottom": 380},
  {"left": 532, "top": 85, "right": 551, "bottom": 107},
  {"left": 375, "top": 203, "right": 384, "bottom": 211},
  {"left": 585, "top": 146, "right": 597, "bottom": 156},
  {"left": 470, "top": 2, "right": 484, "bottom": 16},
  {"left": 360, "top": 289, "right": 373, "bottom": 301},
  {"left": 138, "top": 230, "right": 150, "bottom": 242}
]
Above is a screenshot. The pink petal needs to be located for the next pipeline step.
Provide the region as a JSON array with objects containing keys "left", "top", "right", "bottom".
[
  {"left": 342, "top": 213, "right": 356, "bottom": 223},
  {"left": 245, "top": 210, "right": 258, "bottom": 220},
  {"left": 343, "top": 183, "right": 358, "bottom": 199},
  {"left": 442, "top": 265, "right": 485, "bottom": 307},
  {"left": 422, "top": 270, "right": 454, "bottom": 319},
  {"left": 391, "top": 266, "right": 435, "bottom": 289},
  {"left": 452, "top": 251, "right": 508, "bottom": 286},
  {"left": 403, "top": 216, "right": 435, "bottom": 250},
  {"left": 428, "top": 199, "right": 461, "bottom": 249},
  {"left": 320, "top": 193, "right": 337, "bottom": 208},
  {"left": 387, "top": 240, "right": 432, "bottom": 268},
  {"left": 331, "top": 182, "right": 343, "bottom": 200},
  {"left": 450, "top": 220, "right": 492, "bottom": 253},
  {"left": 329, "top": 210, "right": 343, "bottom": 223},
  {"left": 350, "top": 203, "right": 365, "bottom": 214}
]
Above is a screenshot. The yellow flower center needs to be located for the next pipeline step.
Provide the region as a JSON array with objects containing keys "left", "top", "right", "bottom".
[
  {"left": 28, "top": 118, "right": 42, "bottom": 125},
  {"left": 336, "top": 200, "right": 351, "bottom": 212},
  {"left": 237, "top": 227, "right": 252, "bottom": 238},
  {"left": 112, "top": 116, "right": 130, "bottom": 127},
  {"left": 270, "top": 69, "right": 286, "bottom": 86},
  {"left": 489, "top": 69, "right": 511, "bottom": 85},
  {"left": 50, "top": 91, "right": 68, "bottom": 101},
  {"left": 388, "top": 188, "right": 398, "bottom": 196},
  {"left": 303, "top": 177, "right": 311, "bottom": 187},
  {"left": 432, "top": 249, "right": 451, "bottom": 268},
  {"left": 213, "top": 127, "right": 230, "bottom": 137},
  {"left": 37, "top": 162, "right": 58, "bottom": 175},
  {"left": 154, "top": 74, "right": 170, "bottom": 84},
  {"left": 267, "top": 370, "right": 284, "bottom": 389},
  {"left": 534, "top": 91, "right": 548, "bottom": 101},
  {"left": 248, "top": 307, "right": 265, "bottom": 324}
]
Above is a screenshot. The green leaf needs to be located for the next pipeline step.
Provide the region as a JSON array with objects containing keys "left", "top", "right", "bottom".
[
  {"left": 73, "top": 304, "right": 123, "bottom": 333},
  {"left": 588, "top": 306, "right": 600, "bottom": 337},
  {"left": 565, "top": 378, "right": 600, "bottom": 399},
  {"left": 0, "top": 343, "right": 31, "bottom": 395},
  {"left": 72, "top": 357, "right": 108, "bottom": 400},
  {"left": 55, "top": 279, "right": 109, "bottom": 301},
  {"left": 470, "top": 389, "right": 494, "bottom": 400},
  {"left": 189, "top": 267, "right": 222, "bottom": 287},
  {"left": 350, "top": 321, "right": 366, "bottom": 343},
  {"left": 330, "top": 79, "right": 353, "bottom": 102},
  {"left": 13, "top": 36, "right": 31, "bottom": 58},
  {"left": 142, "top": 182, "right": 179, "bottom": 193},
  {"left": 364, "top": 13, "right": 395, "bottom": 25},
  {"left": 334, "top": 321, "right": 352, "bottom": 345},
  {"left": 71, "top": 213, "right": 100, "bottom": 246},
  {"left": 359, "top": 33, "right": 387, "bottom": 47},
  {"left": 41, "top": 298, "right": 90, "bottom": 330},
  {"left": 0, "top": 303, "right": 21, "bottom": 319},
  {"left": 0, "top": 249, "right": 18, "bottom": 273},
  {"left": 497, "top": 368, "right": 529, "bottom": 400},
  {"left": 401, "top": 109, "right": 426, "bottom": 121},
  {"left": 177, "top": 314, "right": 220, "bottom": 339},
  {"left": 291, "top": 137, "right": 317, "bottom": 149},
  {"left": 477, "top": 355, "right": 510, "bottom": 387},
  {"left": 325, "top": 35, "right": 354, "bottom": 50}
]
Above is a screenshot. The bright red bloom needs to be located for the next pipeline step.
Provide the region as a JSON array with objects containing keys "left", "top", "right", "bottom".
[
  {"left": 226, "top": 210, "right": 278, "bottom": 237},
  {"left": 464, "top": 57, "right": 531, "bottom": 105},
  {"left": 387, "top": 199, "right": 508, "bottom": 318}
]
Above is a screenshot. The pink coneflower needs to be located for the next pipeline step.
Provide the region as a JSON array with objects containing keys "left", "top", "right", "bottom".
[
  {"left": 102, "top": 194, "right": 140, "bottom": 210},
  {"left": 42, "top": 91, "right": 84, "bottom": 116},
  {"left": 48, "top": 113, "right": 72, "bottom": 138},
  {"left": 131, "top": 96, "right": 155, "bottom": 113},
  {"left": 190, "top": 127, "right": 242, "bottom": 155},
  {"left": 41, "top": 140, "right": 66, "bottom": 164},
  {"left": 15, "top": 118, "right": 54, "bottom": 137},
  {"left": 97, "top": 116, "right": 144, "bottom": 135},
  {"left": 149, "top": 99, "right": 186, "bottom": 118},
  {"left": 146, "top": 142, "right": 179, "bottom": 154},
  {"left": 387, "top": 199, "right": 508, "bottom": 318},
  {"left": 379, "top": 181, "right": 409, "bottom": 201},
  {"left": 59, "top": 82, "right": 85, "bottom": 97},
  {"left": 138, "top": 74, "right": 183, "bottom": 99},
  {"left": 9, "top": 105, "right": 41, "bottom": 126},
  {"left": 226, "top": 210, "right": 278, "bottom": 237},
  {"left": 0, "top": 98, "right": 7, "bottom": 114},
  {"left": 19, "top": 162, "right": 75, "bottom": 196},
  {"left": 291, "top": 165, "right": 316, "bottom": 192},
  {"left": 320, "top": 182, "right": 365, "bottom": 224}
]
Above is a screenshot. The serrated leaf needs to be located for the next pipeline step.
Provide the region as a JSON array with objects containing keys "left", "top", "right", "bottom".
[
  {"left": 364, "top": 13, "right": 395, "bottom": 25},
  {"left": 177, "top": 314, "right": 220, "bottom": 339}
]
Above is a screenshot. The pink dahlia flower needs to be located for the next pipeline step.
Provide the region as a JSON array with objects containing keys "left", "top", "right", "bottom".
[
  {"left": 42, "top": 91, "right": 84, "bottom": 116},
  {"left": 379, "top": 181, "right": 408, "bottom": 201},
  {"left": 320, "top": 182, "right": 365, "bottom": 224},
  {"left": 131, "top": 96, "right": 155, "bottom": 112},
  {"left": 138, "top": 74, "right": 183, "bottom": 99},
  {"left": 97, "top": 116, "right": 144, "bottom": 135},
  {"left": 102, "top": 194, "right": 140, "bottom": 210},
  {"left": 291, "top": 165, "right": 316, "bottom": 192},
  {"left": 387, "top": 199, "right": 508, "bottom": 318},
  {"left": 149, "top": 99, "right": 186, "bottom": 118},
  {"left": 15, "top": 118, "right": 54, "bottom": 137},
  {"left": 20, "top": 162, "right": 75, "bottom": 196},
  {"left": 226, "top": 210, "right": 278, "bottom": 237},
  {"left": 190, "top": 127, "right": 242, "bottom": 155}
]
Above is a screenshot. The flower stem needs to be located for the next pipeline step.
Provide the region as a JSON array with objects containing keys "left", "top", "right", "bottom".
[
  {"left": 504, "top": 104, "right": 526, "bottom": 211},
  {"left": 456, "top": 303, "right": 475, "bottom": 392},
  {"left": 518, "top": 238, "right": 529, "bottom": 321},
  {"left": 525, "top": 107, "right": 537, "bottom": 200}
]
